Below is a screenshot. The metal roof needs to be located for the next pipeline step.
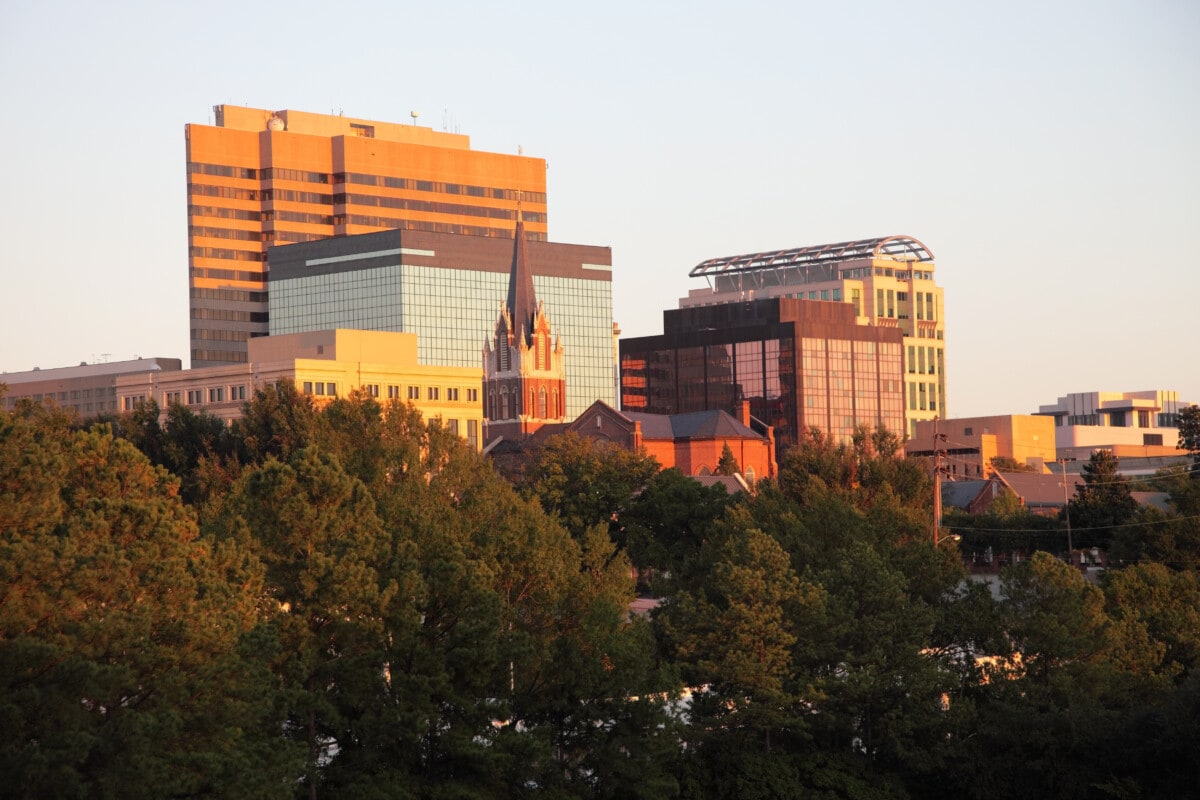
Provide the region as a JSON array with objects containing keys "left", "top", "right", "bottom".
[{"left": 688, "top": 235, "right": 934, "bottom": 278}]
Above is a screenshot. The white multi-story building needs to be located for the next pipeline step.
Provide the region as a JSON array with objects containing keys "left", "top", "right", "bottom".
[{"left": 1035, "top": 389, "right": 1192, "bottom": 460}]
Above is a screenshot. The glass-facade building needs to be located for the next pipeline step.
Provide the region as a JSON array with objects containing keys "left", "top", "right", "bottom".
[
  {"left": 681, "top": 235, "right": 944, "bottom": 438},
  {"left": 269, "top": 229, "right": 615, "bottom": 418},
  {"left": 620, "top": 299, "right": 904, "bottom": 449}
]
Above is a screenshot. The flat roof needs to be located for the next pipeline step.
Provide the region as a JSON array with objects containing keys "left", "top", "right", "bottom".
[{"left": 689, "top": 235, "right": 934, "bottom": 278}]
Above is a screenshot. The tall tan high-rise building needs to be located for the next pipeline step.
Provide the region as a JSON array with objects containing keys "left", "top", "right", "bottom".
[{"left": 185, "top": 105, "right": 548, "bottom": 366}]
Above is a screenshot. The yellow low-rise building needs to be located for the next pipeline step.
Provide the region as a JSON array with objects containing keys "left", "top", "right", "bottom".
[
  {"left": 907, "top": 414, "right": 1058, "bottom": 478},
  {"left": 114, "top": 329, "right": 483, "bottom": 449}
]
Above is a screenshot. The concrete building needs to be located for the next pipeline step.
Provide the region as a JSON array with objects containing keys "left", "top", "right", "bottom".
[
  {"left": 114, "top": 329, "right": 484, "bottom": 449},
  {"left": 1035, "top": 390, "right": 1192, "bottom": 460},
  {"left": 267, "top": 227, "right": 615, "bottom": 419},
  {"left": 1, "top": 358, "right": 182, "bottom": 418},
  {"left": 681, "top": 235, "right": 945, "bottom": 437},
  {"left": 186, "top": 105, "right": 548, "bottom": 367},
  {"left": 620, "top": 298, "right": 905, "bottom": 449},
  {"left": 907, "top": 414, "right": 1058, "bottom": 479}
]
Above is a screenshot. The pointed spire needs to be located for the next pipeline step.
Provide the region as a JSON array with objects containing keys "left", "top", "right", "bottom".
[{"left": 505, "top": 217, "right": 538, "bottom": 348}]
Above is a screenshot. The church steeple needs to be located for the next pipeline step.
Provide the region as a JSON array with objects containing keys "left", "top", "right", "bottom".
[
  {"left": 482, "top": 217, "right": 567, "bottom": 443},
  {"left": 506, "top": 217, "right": 538, "bottom": 347}
]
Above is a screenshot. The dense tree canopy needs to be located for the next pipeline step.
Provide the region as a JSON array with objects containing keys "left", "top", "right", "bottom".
[{"left": 3, "top": 395, "right": 1197, "bottom": 798}]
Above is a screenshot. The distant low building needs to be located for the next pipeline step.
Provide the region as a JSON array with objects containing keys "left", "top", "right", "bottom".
[
  {"left": 1, "top": 358, "right": 182, "bottom": 418},
  {"left": 114, "top": 329, "right": 484, "bottom": 449},
  {"left": 566, "top": 400, "right": 776, "bottom": 482},
  {"left": 1035, "top": 390, "right": 1192, "bottom": 460},
  {"left": 907, "top": 414, "right": 1057, "bottom": 478}
]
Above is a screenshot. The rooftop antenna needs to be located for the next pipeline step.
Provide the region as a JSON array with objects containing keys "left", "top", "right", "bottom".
[
  {"left": 410, "top": 110, "right": 419, "bottom": 126},
  {"left": 100, "top": 353, "right": 111, "bottom": 363}
]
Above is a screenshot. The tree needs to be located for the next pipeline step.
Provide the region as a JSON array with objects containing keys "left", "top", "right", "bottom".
[
  {"left": 0, "top": 412, "right": 295, "bottom": 798},
  {"left": 715, "top": 442, "right": 740, "bottom": 476},
  {"left": 989, "top": 455, "right": 1036, "bottom": 473},
  {"left": 1066, "top": 449, "right": 1139, "bottom": 550},
  {"left": 1177, "top": 403, "right": 1200, "bottom": 461},
  {"left": 215, "top": 446, "right": 401, "bottom": 799},
  {"left": 520, "top": 431, "right": 660, "bottom": 543}
]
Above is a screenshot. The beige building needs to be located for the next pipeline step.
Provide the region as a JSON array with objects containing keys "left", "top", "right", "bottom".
[
  {"left": 681, "top": 236, "right": 945, "bottom": 438},
  {"left": 115, "top": 330, "right": 484, "bottom": 449},
  {"left": 1, "top": 358, "right": 182, "bottom": 417},
  {"left": 1035, "top": 390, "right": 1191, "bottom": 460},
  {"left": 907, "top": 414, "right": 1058, "bottom": 479}
]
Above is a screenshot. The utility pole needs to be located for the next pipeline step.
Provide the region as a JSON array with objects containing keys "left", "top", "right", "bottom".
[
  {"left": 1060, "top": 458, "right": 1074, "bottom": 564},
  {"left": 932, "top": 418, "right": 948, "bottom": 546}
]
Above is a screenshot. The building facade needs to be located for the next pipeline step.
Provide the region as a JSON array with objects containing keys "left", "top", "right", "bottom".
[
  {"left": 680, "top": 235, "right": 945, "bottom": 437},
  {"left": 1035, "top": 390, "right": 1192, "bottom": 460},
  {"left": 620, "top": 298, "right": 905, "bottom": 449},
  {"left": 185, "top": 105, "right": 548, "bottom": 367},
  {"left": 267, "top": 228, "right": 615, "bottom": 419},
  {"left": 114, "top": 330, "right": 484, "bottom": 449},
  {"left": 568, "top": 400, "right": 776, "bottom": 482},
  {"left": 907, "top": 414, "right": 1058, "bottom": 479},
  {"left": 1, "top": 358, "right": 182, "bottom": 418},
  {"left": 483, "top": 221, "right": 567, "bottom": 441}
]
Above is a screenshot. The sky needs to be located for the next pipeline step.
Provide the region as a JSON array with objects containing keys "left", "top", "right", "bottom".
[{"left": 1, "top": 0, "right": 1197, "bottom": 417}]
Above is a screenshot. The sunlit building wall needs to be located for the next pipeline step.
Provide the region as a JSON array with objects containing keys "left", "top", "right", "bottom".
[
  {"left": 113, "top": 329, "right": 485, "bottom": 449},
  {"left": 185, "top": 105, "right": 548, "bottom": 367}
]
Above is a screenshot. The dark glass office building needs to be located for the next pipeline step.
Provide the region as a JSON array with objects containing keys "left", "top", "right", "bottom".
[{"left": 620, "top": 298, "right": 905, "bottom": 449}]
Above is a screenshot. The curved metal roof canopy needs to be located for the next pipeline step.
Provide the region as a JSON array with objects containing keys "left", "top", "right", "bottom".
[{"left": 689, "top": 235, "right": 934, "bottom": 278}]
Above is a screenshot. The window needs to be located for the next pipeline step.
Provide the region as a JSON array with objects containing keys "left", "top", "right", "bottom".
[
  {"left": 745, "top": 466, "right": 756, "bottom": 482},
  {"left": 187, "top": 389, "right": 203, "bottom": 405},
  {"left": 1137, "top": 410, "right": 1150, "bottom": 428},
  {"left": 388, "top": 385, "right": 400, "bottom": 400},
  {"left": 447, "top": 387, "right": 459, "bottom": 401},
  {"left": 315, "top": 383, "right": 325, "bottom": 396},
  {"left": 165, "top": 391, "right": 181, "bottom": 405},
  {"left": 467, "top": 388, "right": 478, "bottom": 402},
  {"left": 1110, "top": 411, "right": 1126, "bottom": 427},
  {"left": 366, "top": 384, "right": 380, "bottom": 398},
  {"left": 1143, "top": 433, "right": 1163, "bottom": 446},
  {"left": 326, "top": 382, "right": 337, "bottom": 397},
  {"left": 230, "top": 385, "right": 246, "bottom": 401},
  {"left": 427, "top": 387, "right": 439, "bottom": 401},
  {"left": 303, "top": 381, "right": 314, "bottom": 394},
  {"left": 408, "top": 386, "right": 420, "bottom": 400},
  {"left": 964, "top": 427, "right": 974, "bottom": 436},
  {"left": 447, "top": 419, "right": 459, "bottom": 435},
  {"left": 467, "top": 419, "right": 479, "bottom": 449},
  {"left": 209, "top": 387, "right": 225, "bottom": 403}
]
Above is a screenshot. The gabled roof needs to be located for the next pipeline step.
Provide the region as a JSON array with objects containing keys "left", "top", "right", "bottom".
[
  {"left": 993, "top": 471, "right": 1083, "bottom": 507},
  {"left": 942, "top": 479, "right": 989, "bottom": 509},
  {"left": 505, "top": 219, "right": 538, "bottom": 347},
  {"left": 623, "top": 408, "right": 764, "bottom": 441}
]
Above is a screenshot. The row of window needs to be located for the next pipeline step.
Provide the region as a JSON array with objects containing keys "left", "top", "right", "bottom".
[
  {"left": 191, "top": 328, "right": 250, "bottom": 342},
  {"left": 340, "top": 192, "right": 546, "bottom": 223},
  {"left": 338, "top": 383, "right": 480, "bottom": 403},
  {"left": 187, "top": 163, "right": 548, "bottom": 206},
  {"left": 191, "top": 287, "right": 269, "bottom": 303},
  {"left": 191, "top": 267, "right": 268, "bottom": 284},
  {"left": 191, "top": 308, "right": 270, "bottom": 322},
  {"left": 190, "top": 248, "right": 267, "bottom": 263},
  {"left": 840, "top": 267, "right": 935, "bottom": 281},
  {"left": 343, "top": 215, "right": 548, "bottom": 240},
  {"left": 192, "top": 348, "right": 249, "bottom": 363},
  {"left": 342, "top": 173, "right": 546, "bottom": 204}
]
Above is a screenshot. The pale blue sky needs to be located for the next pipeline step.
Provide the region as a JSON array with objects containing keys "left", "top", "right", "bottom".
[{"left": 1, "top": 0, "right": 1196, "bottom": 417}]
